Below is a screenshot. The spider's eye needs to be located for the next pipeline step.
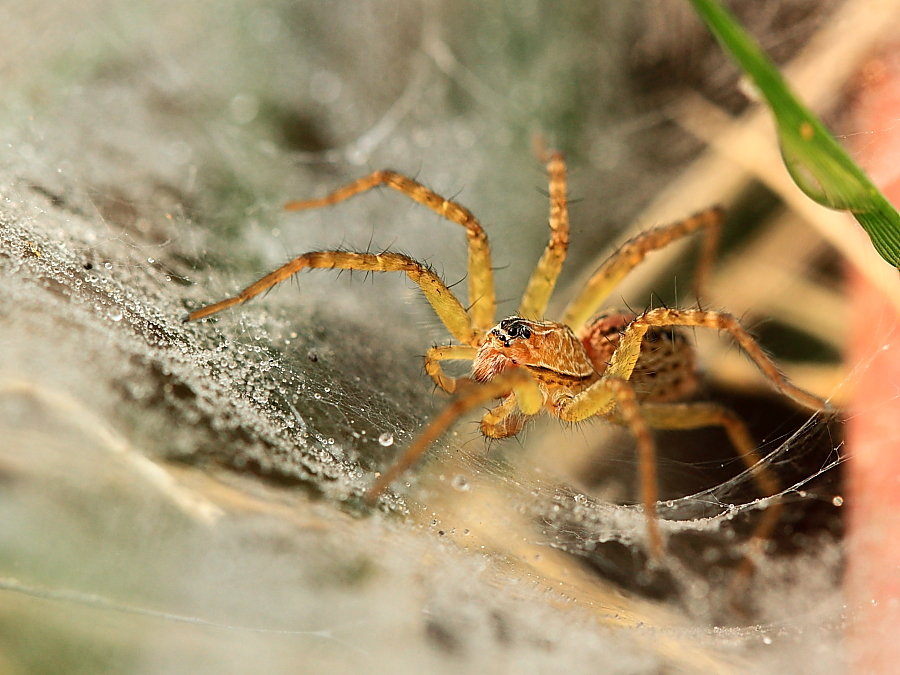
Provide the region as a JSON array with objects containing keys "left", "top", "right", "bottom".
[{"left": 501, "top": 319, "right": 531, "bottom": 340}]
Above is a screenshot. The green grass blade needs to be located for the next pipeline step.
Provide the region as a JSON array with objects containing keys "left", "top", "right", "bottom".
[{"left": 687, "top": 0, "right": 900, "bottom": 267}]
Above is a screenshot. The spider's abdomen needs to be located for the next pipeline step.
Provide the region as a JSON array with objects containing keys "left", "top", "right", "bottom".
[{"left": 579, "top": 310, "right": 699, "bottom": 403}]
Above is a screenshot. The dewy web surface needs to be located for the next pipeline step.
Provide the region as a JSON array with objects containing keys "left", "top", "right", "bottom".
[{"left": 0, "top": 1, "right": 852, "bottom": 673}]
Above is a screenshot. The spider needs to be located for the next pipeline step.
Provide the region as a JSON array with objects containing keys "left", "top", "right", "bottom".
[{"left": 186, "top": 151, "right": 829, "bottom": 558}]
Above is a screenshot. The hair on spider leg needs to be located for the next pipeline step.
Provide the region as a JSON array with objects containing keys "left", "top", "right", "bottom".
[
  {"left": 646, "top": 294, "right": 686, "bottom": 345},
  {"left": 620, "top": 297, "right": 639, "bottom": 318},
  {"left": 487, "top": 295, "right": 521, "bottom": 311},
  {"left": 646, "top": 292, "right": 672, "bottom": 312},
  {"left": 446, "top": 274, "right": 468, "bottom": 292}
]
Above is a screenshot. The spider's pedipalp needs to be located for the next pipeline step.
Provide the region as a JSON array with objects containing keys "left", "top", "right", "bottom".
[
  {"left": 285, "top": 170, "right": 497, "bottom": 333},
  {"left": 425, "top": 344, "right": 479, "bottom": 393},
  {"left": 480, "top": 394, "right": 528, "bottom": 438}
]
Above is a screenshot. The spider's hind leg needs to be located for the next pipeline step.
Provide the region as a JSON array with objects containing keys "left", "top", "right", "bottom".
[{"left": 641, "top": 401, "right": 782, "bottom": 542}]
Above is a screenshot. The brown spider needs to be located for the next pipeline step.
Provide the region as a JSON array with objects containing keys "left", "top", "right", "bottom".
[{"left": 187, "top": 152, "right": 829, "bottom": 557}]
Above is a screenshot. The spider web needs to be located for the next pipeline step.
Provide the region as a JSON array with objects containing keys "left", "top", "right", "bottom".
[{"left": 0, "top": 1, "right": 876, "bottom": 673}]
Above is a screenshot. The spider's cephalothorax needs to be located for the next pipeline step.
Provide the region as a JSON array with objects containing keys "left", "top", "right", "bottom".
[
  {"left": 473, "top": 317, "right": 594, "bottom": 386},
  {"left": 187, "top": 152, "right": 829, "bottom": 558}
]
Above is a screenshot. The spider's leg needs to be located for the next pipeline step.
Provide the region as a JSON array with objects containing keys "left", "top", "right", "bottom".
[
  {"left": 561, "top": 208, "right": 723, "bottom": 331},
  {"left": 642, "top": 402, "right": 777, "bottom": 496},
  {"left": 366, "top": 369, "right": 542, "bottom": 500},
  {"left": 518, "top": 152, "right": 569, "bottom": 320},
  {"left": 641, "top": 401, "right": 784, "bottom": 591},
  {"left": 285, "top": 171, "right": 496, "bottom": 333},
  {"left": 425, "top": 345, "right": 478, "bottom": 393},
  {"left": 610, "top": 308, "right": 829, "bottom": 412},
  {"left": 552, "top": 377, "right": 665, "bottom": 557},
  {"left": 187, "top": 251, "right": 479, "bottom": 346}
]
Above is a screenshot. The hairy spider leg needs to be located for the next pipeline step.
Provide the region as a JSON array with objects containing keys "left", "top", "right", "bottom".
[
  {"left": 420, "top": 152, "right": 568, "bottom": 393},
  {"left": 518, "top": 151, "right": 570, "bottom": 320},
  {"left": 425, "top": 344, "right": 479, "bottom": 393},
  {"left": 605, "top": 308, "right": 829, "bottom": 412},
  {"left": 640, "top": 402, "right": 778, "bottom": 503},
  {"left": 186, "top": 251, "right": 480, "bottom": 346},
  {"left": 553, "top": 306, "right": 829, "bottom": 555},
  {"left": 561, "top": 208, "right": 723, "bottom": 331},
  {"left": 640, "top": 402, "right": 783, "bottom": 563},
  {"left": 366, "top": 368, "right": 542, "bottom": 501},
  {"left": 284, "top": 170, "right": 496, "bottom": 334}
]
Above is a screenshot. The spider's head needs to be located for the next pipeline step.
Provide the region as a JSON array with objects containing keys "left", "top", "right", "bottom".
[{"left": 472, "top": 316, "right": 594, "bottom": 383}]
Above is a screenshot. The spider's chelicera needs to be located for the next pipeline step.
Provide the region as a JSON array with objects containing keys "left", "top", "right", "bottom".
[{"left": 187, "top": 152, "right": 829, "bottom": 557}]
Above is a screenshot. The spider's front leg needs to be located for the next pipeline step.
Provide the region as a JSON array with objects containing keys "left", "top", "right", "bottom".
[
  {"left": 284, "top": 170, "right": 497, "bottom": 333},
  {"left": 186, "top": 250, "right": 481, "bottom": 345}
]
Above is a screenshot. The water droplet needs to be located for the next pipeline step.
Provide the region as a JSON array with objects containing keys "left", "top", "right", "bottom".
[
  {"left": 450, "top": 475, "right": 469, "bottom": 492},
  {"left": 762, "top": 636, "right": 773, "bottom": 645},
  {"left": 378, "top": 432, "right": 394, "bottom": 447},
  {"left": 230, "top": 93, "right": 259, "bottom": 124},
  {"left": 109, "top": 307, "right": 123, "bottom": 322},
  {"left": 832, "top": 495, "right": 844, "bottom": 507}
]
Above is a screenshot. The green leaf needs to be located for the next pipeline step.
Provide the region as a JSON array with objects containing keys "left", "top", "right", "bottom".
[{"left": 687, "top": 0, "right": 900, "bottom": 268}]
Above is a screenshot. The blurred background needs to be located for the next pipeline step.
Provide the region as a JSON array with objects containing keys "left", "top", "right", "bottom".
[{"left": 0, "top": 0, "right": 896, "bottom": 672}]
